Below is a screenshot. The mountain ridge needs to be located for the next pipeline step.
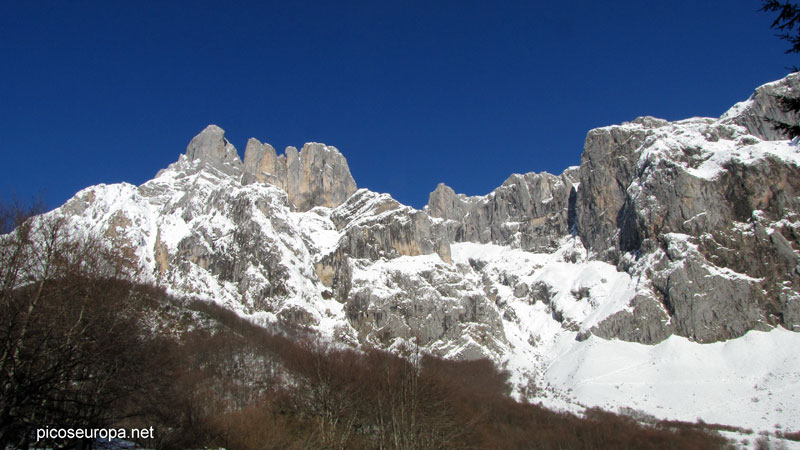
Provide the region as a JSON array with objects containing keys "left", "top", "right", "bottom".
[{"left": 38, "top": 73, "right": 800, "bottom": 431}]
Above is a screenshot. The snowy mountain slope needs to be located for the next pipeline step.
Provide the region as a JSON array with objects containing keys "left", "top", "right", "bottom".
[
  {"left": 442, "top": 240, "right": 800, "bottom": 432},
  {"left": 544, "top": 328, "right": 800, "bottom": 433},
  {"left": 38, "top": 74, "right": 800, "bottom": 433}
]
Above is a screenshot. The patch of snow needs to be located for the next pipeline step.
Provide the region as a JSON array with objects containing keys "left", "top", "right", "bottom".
[{"left": 543, "top": 328, "right": 800, "bottom": 432}]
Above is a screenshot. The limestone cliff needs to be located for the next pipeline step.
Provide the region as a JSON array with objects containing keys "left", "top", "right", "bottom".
[
  {"left": 242, "top": 139, "right": 357, "bottom": 211},
  {"left": 426, "top": 168, "right": 579, "bottom": 253},
  {"left": 35, "top": 74, "right": 800, "bottom": 428}
]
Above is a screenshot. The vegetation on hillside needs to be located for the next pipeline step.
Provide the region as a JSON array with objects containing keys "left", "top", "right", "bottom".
[{"left": 0, "top": 204, "right": 737, "bottom": 449}]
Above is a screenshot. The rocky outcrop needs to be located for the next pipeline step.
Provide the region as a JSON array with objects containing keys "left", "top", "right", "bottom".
[
  {"left": 241, "top": 138, "right": 285, "bottom": 188},
  {"left": 332, "top": 189, "right": 452, "bottom": 263},
  {"left": 573, "top": 106, "right": 800, "bottom": 343},
  {"left": 426, "top": 183, "right": 476, "bottom": 221},
  {"left": 575, "top": 116, "right": 661, "bottom": 262},
  {"left": 346, "top": 256, "right": 507, "bottom": 360},
  {"left": 426, "top": 168, "right": 579, "bottom": 252},
  {"left": 45, "top": 75, "right": 800, "bottom": 367},
  {"left": 161, "top": 126, "right": 357, "bottom": 212},
  {"left": 184, "top": 124, "right": 243, "bottom": 176},
  {"left": 580, "top": 294, "right": 673, "bottom": 344},
  {"left": 721, "top": 72, "right": 800, "bottom": 141},
  {"left": 37, "top": 75, "right": 800, "bottom": 431},
  {"left": 242, "top": 139, "right": 357, "bottom": 210}
]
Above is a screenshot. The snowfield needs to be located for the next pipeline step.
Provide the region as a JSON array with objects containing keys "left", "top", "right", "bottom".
[
  {"left": 543, "top": 327, "right": 800, "bottom": 432},
  {"left": 448, "top": 241, "right": 800, "bottom": 434}
]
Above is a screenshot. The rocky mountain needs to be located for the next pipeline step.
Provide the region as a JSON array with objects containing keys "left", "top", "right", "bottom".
[{"left": 46, "top": 74, "right": 800, "bottom": 431}]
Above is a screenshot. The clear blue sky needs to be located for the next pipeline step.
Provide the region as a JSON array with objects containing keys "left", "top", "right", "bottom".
[{"left": 0, "top": 1, "right": 794, "bottom": 210}]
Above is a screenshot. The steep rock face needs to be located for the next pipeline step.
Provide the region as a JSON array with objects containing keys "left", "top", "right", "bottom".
[
  {"left": 427, "top": 183, "right": 477, "bottom": 221},
  {"left": 61, "top": 76, "right": 800, "bottom": 350},
  {"left": 241, "top": 138, "right": 285, "bottom": 188},
  {"left": 576, "top": 116, "right": 660, "bottom": 262},
  {"left": 60, "top": 132, "right": 476, "bottom": 356},
  {"left": 161, "top": 126, "right": 357, "bottom": 211},
  {"left": 183, "top": 124, "right": 243, "bottom": 176},
  {"left": 34, "top": 75, "right": 800, "bottom": 427},
  {"left": 426, "top": 168, "right": 579, "bottom": 252},
  {"left": 721, "top": 72, "right": 800, "bottom": 141},
  {"left": 331, "top": 189, "right": 452, "bottom": 263},
  {"left": 575, "top": 110, "right": 800, "bottom": 343},
  {"left": 242, "top": 139, "right": 357, "bottom": 210}
]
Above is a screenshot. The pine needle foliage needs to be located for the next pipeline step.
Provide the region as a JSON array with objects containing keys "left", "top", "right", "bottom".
[{"left": 762, "top": 1, "right": 800, "bottom": 137}]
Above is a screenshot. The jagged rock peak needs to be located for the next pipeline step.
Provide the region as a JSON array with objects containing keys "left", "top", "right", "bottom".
[
  {"left": 721, "top": 72, "right": 800, "bottom": 140},
  {"left": 426, "top": 183, "right": 473, "bottom": 221},
  {"left": 242, "top": 137, "right": 282, "bottom": 187},
  {"left": 185, "top": 125, "right": 243, "bottom": 176},
  {"left": 425, "top": 168, "right": 579, "bottom": 252},
  {"left": 242, "top": 139, "right": 357, "bottom": 211}
]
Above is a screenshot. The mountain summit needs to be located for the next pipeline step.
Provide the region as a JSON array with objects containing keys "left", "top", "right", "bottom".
[{"left": 49, "top": 74, "right": 800, "bottom": 430}]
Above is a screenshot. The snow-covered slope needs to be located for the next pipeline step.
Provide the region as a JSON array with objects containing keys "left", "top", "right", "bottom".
[
  {"left": 443, "top": 240, "right": 800, "bottom": 432},
  {"left": 545, "top": 328, "right": 800, "bottom": 432},
  {"left": 40, "top": 74, "right": 800, "bottom": 434}
]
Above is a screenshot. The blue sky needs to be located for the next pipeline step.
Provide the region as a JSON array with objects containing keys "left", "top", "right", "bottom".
[{"left": 0, "top": 1, "right": 795, "bottom": 210}]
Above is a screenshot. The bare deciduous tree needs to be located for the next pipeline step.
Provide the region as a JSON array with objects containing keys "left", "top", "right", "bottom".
[{"left": 0, "top": 205, "right": 155, "bottom": 449}]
